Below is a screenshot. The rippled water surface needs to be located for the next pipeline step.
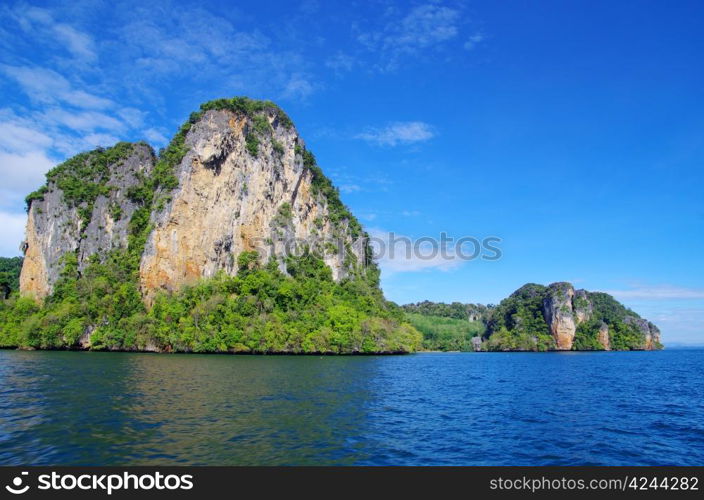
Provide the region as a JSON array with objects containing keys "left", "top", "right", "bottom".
[{"left": 1, "top": 349, "right": 702, "bottom": 465}]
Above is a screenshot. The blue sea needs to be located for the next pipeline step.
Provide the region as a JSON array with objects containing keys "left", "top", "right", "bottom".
[{"left": 0, "top": 349, "right": 702, "bottom": 465}]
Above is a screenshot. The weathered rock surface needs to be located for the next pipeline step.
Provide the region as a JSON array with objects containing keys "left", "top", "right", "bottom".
[
  {"left": 20, "top": 144, "right": 154, "bottom": 299},
  {"left": 540, "top": 282, "right": 661, "bottom": 350},
  {"left": 20, "top": 104, "right": 365, "bottom": 303},
  {"left": 542, "top": 282, "right": 577, "bottom": 350},
  {"left": 597, "top": 322, "right": 611, "bottom": 350},
  {"left": 138, "top": 108, "right": 363, "bottom": 301},
  {"left": 624, "top": 316, "right": 662, "bottom": 350},
  {"left": 573, "top": 289, "right": 593, "bottom": 324}
]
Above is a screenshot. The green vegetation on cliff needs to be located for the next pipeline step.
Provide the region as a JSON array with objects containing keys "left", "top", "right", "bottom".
[
  {"left": 402, "top": 285, "right": 661, "bottom": 352},
  {"left": 0, "top": 257, "right": 23, "bottom": 299},
  {"left": 484, "top": 283, "right": 662, "bottom": 351},
  {"left": 0, "top": 250, "right": 420, "bottom": 353},
  {"left": 485, "top": 284, "right": 555, "bottom": 351},
  {"left": 24, "top": 142, "right": 141, "bottom": 234}
]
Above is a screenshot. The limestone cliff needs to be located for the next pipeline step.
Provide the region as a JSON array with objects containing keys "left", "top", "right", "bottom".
[
  {"left": 542, "top": 282, "right": 577, "bottom": 350},
  {"left": 486, "top": 282, "right": 662, "bottom": 351},
  {"left": 540, "top": 282, "right": 662, "bottom": 350},
  {"left": 20, "top": 143, "right": 155, "bottom": 299},
  {"left": 20, "top": 98, "right": 368, "bottom": 303},
  {"left": 139, "top": 105, "right": 364, "bottom": 302}
]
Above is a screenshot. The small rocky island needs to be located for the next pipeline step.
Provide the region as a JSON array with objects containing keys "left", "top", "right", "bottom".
[{"left": 403, "top": 282, "right": 662, "bottom": 352}]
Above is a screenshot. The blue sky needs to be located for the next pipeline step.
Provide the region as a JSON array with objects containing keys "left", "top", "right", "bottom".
[{"left": 1, "top": 0, "right": 702, "bottom": 343}]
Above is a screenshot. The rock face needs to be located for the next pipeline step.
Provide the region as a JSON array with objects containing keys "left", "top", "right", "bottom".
[
  {"left": 20, "top": 143, "right": 154, "bottom": 299},
  {"left": 542, "top": 282, "right": 577, "bottom": 350},
  {"left": 139, "top": 108, "right": 363, "bottom": 302},
  {"left": 624, "top": 316, "right": 662, "bottom": 350},
  {"left": 597, "top": 322, "right": 611, "bottom": 351},
  {"left": 573, "top": 289, "right": 592, "bottom": 324},
  {"left": 20, "top": 101, "right": 366, "bottom": 303},
  {"left": 487, "top": 281, "right": 662, "bottom": 351},
  {"left": 539, "top": 283, "right": 662, "bottom": 350}
]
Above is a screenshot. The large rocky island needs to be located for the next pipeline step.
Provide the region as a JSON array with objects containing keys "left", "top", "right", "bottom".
[{"left": 1, "top": 97, "right": 421, "bottom": 354}]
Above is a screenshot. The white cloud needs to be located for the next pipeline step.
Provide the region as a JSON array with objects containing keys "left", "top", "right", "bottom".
[
  {"left": 11, "top": 5, "right": 97, "bottom": 62},
  {"left": 339, "top": 184, "right": 361, "bottom": 193},
  {"left": 367, "top": 228, "right": 465, "bottom": 274},
  {"left": 0, "top": 150, "right": 56, "bottom": 196},
  {"left": 0, "top": 65, "right": 112, "bottom": 109},
  {"left": 326, "top": 52, "right": 355, "bottom": 73},
  {"left": 41, "top": 109, "right": 125, "bottom": 133},
  {"left": 0, "top": 122, "right": 53, "bottom": 153},
  {"left": 81, "top": 133, "right": 122, "bottom": 148},
  {"left": 464, "top": 32, "right": 484, "bottom": 51},
  {"left": 356, "top": 121, "right": 435, "bottom": 146},
  {"left": 281, "top": 73, "right": 316, "bottom": 100},
  {"left": 0, "top": 211, "right": 27, "bottom": 257},
  {"left": 392, "top": 4, "right": 460, "bottom": 50},
  {"left": 111, "top": 4, "right": 315, "bottom": 101},
  {"left": 603, "top": 284, "right": 704, "bottom": 300},
  {"left": 52, "top": 23, "right": 97, "bottom": 62},
  {"left": 143, "top": 128, "right": 169, "bottom": 146},
  {"left": 117, "top": 108, "right": 146, "bottom": 128},
  {"left": 357, "top": 3, "right": 464, "bottom": 70}
]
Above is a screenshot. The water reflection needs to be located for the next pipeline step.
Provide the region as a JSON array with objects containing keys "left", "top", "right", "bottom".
[{"left": 0, "top": 352, "right": 383, "bottom": 465}]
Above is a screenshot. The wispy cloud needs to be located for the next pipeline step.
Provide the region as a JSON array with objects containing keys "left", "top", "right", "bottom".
[
  {"left": 281, "top": 73, "right": 317, "bottom": 100},
  {"left": 0, "top": 121, "right": 53, "bottom": 153},
  {"left": 9, "top": 5, "right": 97, "bottom": 62},
  {"left": 356, "top": 121, "right": 435, "bottom": 146},
  {"left": 358, "top": 212, "right": 378, "bottom": 222},
  {"left": 325, "top": 51, "right": 356, "bottom": 74},
  {"left": 356, "top": 2, "right": 468, "bottom": 71},
  {"left": 52, "top": 23, "right": 97, "bottom": 62},
  {"left": 0, "top": 150, "right": 56, "bottom": 200},
  {"left": 603, "top": 284, "right": 704, "bottom": 300},
  {"left": 390, "top": 4, "right": 460, "bottom": 49},
  {"left": 367, "top": 228, "right": 465, "bottom": 274},
  {"left": 324, "top": 166, "right": 394, "bottom": 195},
  {"left": 401, "top": 210, "right": 421, "bottom": 217},
  {"left": 339, "top": 184, "right": 362, "bottom": 194},
  {"left": 143, "top": 128, "right": 169, "bottom": 146},
  {"left": 109, "top": 3, "right": 316, "bottom": 101},
  {"left": 0, "top": 211, "right": 26, "bottom": 256},
  {"left": 0, "top": 65, "right": 113, "bottom": 109},
  {"left": 464, "top": 32, "right": 484, "bottom": 51},
  {"left": 41, "top": 109, "right": 126, "bottom": 133}
]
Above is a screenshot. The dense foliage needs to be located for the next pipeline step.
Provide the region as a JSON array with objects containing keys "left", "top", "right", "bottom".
[
  {"left": 485, "top": 284, "right": 555, "bottom": 351},
  {"left": 406, "top": 313, "right": 485, "bottom": 351},
  {"left": 401, "top": 300, "right": 492, "bottom": 321},
  {"left": 0, "top": 257, "right": 22, "bottom": 299},
  {"left": 0, "top": 251, "right": 421, "bottom": 353},
  {"left": 200, "top": 96, "right": 294, "bottom": 129}
]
